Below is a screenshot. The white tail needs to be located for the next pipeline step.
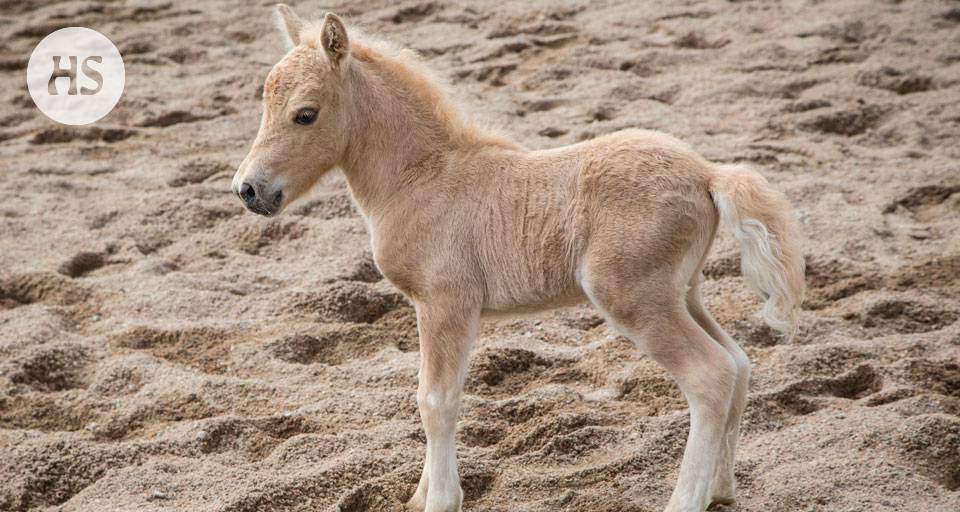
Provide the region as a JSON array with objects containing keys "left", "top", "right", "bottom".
[{"left": 711, "top": 164, "right": 806, "bottom": 337}]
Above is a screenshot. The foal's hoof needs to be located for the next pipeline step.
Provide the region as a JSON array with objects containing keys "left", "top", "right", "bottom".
[
  {"left": 707, "top": 497, "right": 737, "bottom": 510},
  {"left": 404, "top": 497, "right": 426, "bottom": 512},
  {"left": 405, "top": 496, "right": 461, "bottom": 512},
  {"left": 405, "top": 502, "right": 460, "bottom": 512}
]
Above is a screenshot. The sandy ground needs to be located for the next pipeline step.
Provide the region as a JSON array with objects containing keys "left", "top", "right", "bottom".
[{"left": 1, "top": 0, "right": 959, "bottom": 511}]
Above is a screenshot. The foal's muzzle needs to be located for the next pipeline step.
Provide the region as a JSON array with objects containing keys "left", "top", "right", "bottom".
[{"left": 235, "top": 180, "right": 283, "bottom": 216}]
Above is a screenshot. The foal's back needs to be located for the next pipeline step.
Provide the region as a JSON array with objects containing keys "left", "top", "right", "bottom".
[{"left": 455, "top": 128, "right": 718, "bottom": 314}]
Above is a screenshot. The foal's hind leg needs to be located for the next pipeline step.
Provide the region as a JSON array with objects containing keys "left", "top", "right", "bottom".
[
  {"left": 582, "top": 270, "right": 736, "bottom": 512},
  {"left": 686, "top": 276, "right": 751, "bottom": 506}
]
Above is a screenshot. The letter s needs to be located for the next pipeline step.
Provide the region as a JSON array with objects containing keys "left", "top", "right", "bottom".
[{"left": 80, "top": 56, "right": 103, "bottom": 95}]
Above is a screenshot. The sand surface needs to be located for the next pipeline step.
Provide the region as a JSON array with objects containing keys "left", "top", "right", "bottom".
[{"left": 2, "top": 1, "right": 959, "bottom": 511}]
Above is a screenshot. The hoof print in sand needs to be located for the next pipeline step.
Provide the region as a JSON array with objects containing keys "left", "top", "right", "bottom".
[
  {"left": 892, "top": 358, "right": 960, "bottom": 399},
  {"left": 269, "top": 322, "right": 414, "bottom": 366},
  {"left": 747, "top": 364, "right": 882, "bottom": 431},
  {"left": 804, "top": 257, "right": 879, "bottom": 309},
  {"left": 267, "top": 333, "right": 338, "bottom": 365},
  {"left": 486, "top": 19, "right": 578, "bottom": 40},
  {"left": 111, "top": 326, "right": 235, "bottom": 374},
  {"left": 460, "top": 464, "right": 497, "bottom": 502},
  {"left": 798, "top": 104, "right": 888, "bottom": 136},
  {"left": 194, "top": 415, "right": 321, "bottom": 460},
  {"left": 30, "top": 127, "right": 137, "bottom": 145},
  {"left": 856, "top": 66, "right": 934, "bottom": 95},
  {"left": 893, "top": 414, "right": 960, "bottom": 490},
  {"left": 0, "top": 439, "right": 138, "bottom": 510},
  {"left": 332, "top": 252, "right": 383, "bottom": 283},
  {"left": 455, "top": 62, "right": 517, "bottom": 86},
  {"left": 806, "top": 254, "right": 960, "bottom": 309},
  {"left": 848, "top": 298, "right": 959, "bottom": 334},
  {"left": 289, "top": 281, "right": 405, "bottom": 323},
  {"left": 782, "top": 99, "right": 832, "bottom": 113},
  {"left": 336, "top": 481, "right": 401, "bottom": 512},
  {"left": 166, "top": 159, "right": 232, "bottom": 187},
  {"left": 0, "top": 392, "right": 100, "bottom": 432},
  {"left": 883, "top": 184, "right": 960, "bottom": 214},
  {"left": 0, "top": 271, "right": 90, "bottom": 308},
  {"left": 467, "top": 347, "right": 562, "bottom": 395},
  {"left": 495, "top": 412, "right": 617, "bottom": 459},
  {"left": 538, "top": 126, "right": 568, "bottom": 138},
  {"left": 136, "top": 109, "right": 221, "bottom": 128},
  {"left": 90, "top": 362, "right": 144, "bottom": 396},
  {"left": 58, "top": 251, "right": 105, "bottom": 278},
  {"left": 92, "top": 390, "right": 219, "bottom": 441},
  {"left": 943, "top": 8, "right": 960, "bottom": 23},
  {"left": 458, "top": 419, "right": 509, "bottom": 447},
  {"left": 231, "top": 219, "right": 307, "bottom": 255},
  {"left": 673, "top": 31, "right": 729, "bottom": 49},
  {"left": 519, "top": 98, "right": 566, "bottom": 115},
  {"left": 617, "top": 370, "right": 687, "bottom": 414},
  {"left": 10, "top": 343, "right": 91, "bottom": 392},
  {"left": 381, "top": 1, "right": 441, "bottom": 24},
  {"left": 161, "top": 47, "right": 207, "bottom": 65}
]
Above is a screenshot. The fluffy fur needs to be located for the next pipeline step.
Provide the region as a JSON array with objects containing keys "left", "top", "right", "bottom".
[{"left": 711, "top": 164, "right": 806, "bottom": 337}]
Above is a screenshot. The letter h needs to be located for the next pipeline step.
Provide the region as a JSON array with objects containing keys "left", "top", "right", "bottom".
[{"left": 48, "top": 55, "right": 78, "bottom": 95}]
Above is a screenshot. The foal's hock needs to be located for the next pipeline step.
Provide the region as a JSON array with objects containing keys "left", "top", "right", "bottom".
[{"left": 232, "top": 6, "right": 806, "bottom": 512}]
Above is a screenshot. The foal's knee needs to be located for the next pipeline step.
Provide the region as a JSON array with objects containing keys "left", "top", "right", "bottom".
[
  {"left": 416, "top": 385, "right": 459, "bottom": 433},
  {"left": 687, "top": 349, "right": 738, "bottom": 420},
  {"left": 728, "top": 342, "right": 751, "bottom": 385},
  {"left": 643, "top": 332, "right": 737, "bottom": 427}
]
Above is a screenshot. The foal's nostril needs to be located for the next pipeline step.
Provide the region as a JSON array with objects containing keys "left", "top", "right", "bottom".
[{"left": 239, "top": 182, "right": 257, "bottom": 207}]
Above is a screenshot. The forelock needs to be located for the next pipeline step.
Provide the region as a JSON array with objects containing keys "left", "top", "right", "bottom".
[{"left": 263, "top": 47, "right": 324, "bottom": 106}]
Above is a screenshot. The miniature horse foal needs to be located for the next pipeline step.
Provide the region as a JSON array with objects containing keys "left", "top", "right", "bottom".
[{"left": 233, "top": 6, "right": 805, "bottom": 512}]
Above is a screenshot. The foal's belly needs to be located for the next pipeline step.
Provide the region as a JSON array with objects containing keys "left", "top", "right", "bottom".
[
  {"left": 473, "top": 190, "right": 586, "bottom": 314},
  {"left": 477, "top": 247, "right": 587, "bottom": 315},
  {"left": 481, "top": 289, "right": 588, "bottom": 320}
]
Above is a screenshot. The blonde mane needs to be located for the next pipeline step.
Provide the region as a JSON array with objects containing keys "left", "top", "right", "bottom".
[{"left": 299, "top": 20, "right": 514, "bottom": 149}]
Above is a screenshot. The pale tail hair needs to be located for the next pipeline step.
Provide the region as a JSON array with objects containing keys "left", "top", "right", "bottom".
[{"left": 710, "top": 164, "right": 806, "bottom": 338}]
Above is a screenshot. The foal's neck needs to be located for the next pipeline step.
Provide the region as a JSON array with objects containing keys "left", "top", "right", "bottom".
[{"left": 337, "top": 48, "right": 511, "bottom": 218}]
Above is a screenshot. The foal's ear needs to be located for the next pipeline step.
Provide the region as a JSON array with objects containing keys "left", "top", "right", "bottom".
[
  {"left": 274, "top": 3, "right": 304, "bottom": 50},
  {"left": 320, "top": 13, "right": 349, "bottom": 69}
]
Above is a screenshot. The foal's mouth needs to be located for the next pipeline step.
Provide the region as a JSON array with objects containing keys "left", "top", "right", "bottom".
[{"left": 246, "top": 203, "right": 277, "bottom": 217}]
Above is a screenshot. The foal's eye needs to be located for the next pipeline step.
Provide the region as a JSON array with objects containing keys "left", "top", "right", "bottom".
[{"left": 294, "top": 108, "right": 317, "bottom": 125}]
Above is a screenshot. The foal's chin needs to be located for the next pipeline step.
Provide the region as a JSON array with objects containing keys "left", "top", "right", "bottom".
[{"left": 245, "top": 204, "right": 281, "bottom": 217}]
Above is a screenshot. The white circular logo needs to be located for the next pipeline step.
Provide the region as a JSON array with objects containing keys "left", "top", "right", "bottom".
[{"left": 27, "top": 27, "right": 125, "bottom": 126}]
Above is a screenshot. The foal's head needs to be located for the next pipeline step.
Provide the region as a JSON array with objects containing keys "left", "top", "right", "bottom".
[{"left": 232, "top": 5, "right": 352, "bottom": 216}]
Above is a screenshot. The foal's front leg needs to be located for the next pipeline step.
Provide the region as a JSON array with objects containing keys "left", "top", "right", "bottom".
[{"left": 407, "top": 301, "right": 479, "bottom": 512}]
